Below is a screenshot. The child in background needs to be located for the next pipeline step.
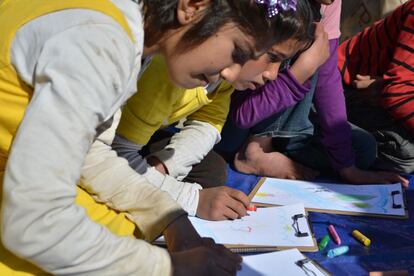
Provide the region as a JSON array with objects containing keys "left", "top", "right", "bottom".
[
  {"left": 216, "top": 0, "right": 408, "bottom": 186},
  {"left": 338, "top": 0, "right": 414, "bottom": 174},
  {"left": 0, "top": 0, "right": 298, "bottom": 274},
  {"left": 103, "top": 0, "right": 316, "bottom": 221}
]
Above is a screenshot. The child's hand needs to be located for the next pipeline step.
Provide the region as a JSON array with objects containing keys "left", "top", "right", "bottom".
[
  {"left": 352, "top": 74, "right": 383, "bottom": 106},
  {"left": 170, "top": 243, "right": 242, "bottom": 276},
  {"left": 164, "top": 214, "right": 204, "bottom": 252},
  {"left": 339, "top": 166, "right": 409, "bottom": 188},
  {"left": 146, "top": 155, "right": 168, "bottom": 175},
  {"left": 290, "top": 23, "right": 329, "bottom": 84},
  {"left": 197, "top": 187, "right": 250, "bottom": 220},
  {"left": 352, "top": 74, "right": 377, "bottom": 89}
]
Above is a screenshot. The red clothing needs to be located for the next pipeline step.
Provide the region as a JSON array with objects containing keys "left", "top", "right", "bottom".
[{"left": 338, "top": 0, "right": 414, "bottom": 135}]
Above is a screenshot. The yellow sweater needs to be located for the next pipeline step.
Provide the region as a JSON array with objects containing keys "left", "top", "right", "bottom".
[
  {"left": 0, "top": 1, "right": 176, "bottom": 275},
  {"left": 117, "top": 55, "right": 234, "bottom": 145}
]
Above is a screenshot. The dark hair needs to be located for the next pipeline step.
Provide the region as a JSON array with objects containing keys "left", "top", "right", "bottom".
[
  {"left": 308, "top": 0, "right": 322, "bottom": 21},
  {"left": 142, "top": 0, "right": 315, "bottom": 57}
]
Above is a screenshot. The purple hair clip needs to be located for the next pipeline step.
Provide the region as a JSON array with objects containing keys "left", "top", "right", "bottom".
[{"left": 256, "top": 0, "right": 297, "bottom": 18}]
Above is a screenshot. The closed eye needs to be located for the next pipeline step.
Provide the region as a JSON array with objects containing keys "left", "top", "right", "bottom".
[
  {"left": 232, "top": 44, "right": 253, "bottom": 65},
  {"left": 266, "top": 52, "right": 284, "bottom": 63}
]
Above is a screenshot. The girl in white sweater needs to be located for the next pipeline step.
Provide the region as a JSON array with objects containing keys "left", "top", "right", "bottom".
[{"left": 0, "top": 0, "right": 307, "bottom": 275}]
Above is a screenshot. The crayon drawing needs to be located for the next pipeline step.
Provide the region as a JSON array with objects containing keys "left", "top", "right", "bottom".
[
  {"left": 231, "top": 224, "right": 253, "bottom": 233},
  {"left": 252, "top": 178, "right": 405, "bottom": 216},
  {"left": 255, "top": 192, "right": 275, "bottom": 197},
  {"left": 188, "top": 204, "right": 315, "bottom": 248}
]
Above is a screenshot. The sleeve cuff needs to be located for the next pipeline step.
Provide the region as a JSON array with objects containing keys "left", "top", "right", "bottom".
[{"left": 159, "top": 175, "right": 202, "bottom": 216}]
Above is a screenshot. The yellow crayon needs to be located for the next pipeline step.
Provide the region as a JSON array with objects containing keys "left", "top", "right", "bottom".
[{"left": 352, "top": 230, "right": 371, "bottom": 246}]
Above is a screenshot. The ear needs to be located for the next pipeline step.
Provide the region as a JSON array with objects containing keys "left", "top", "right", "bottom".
[{"left": 176, "top": 0, "right": 211, "bottom": 25}]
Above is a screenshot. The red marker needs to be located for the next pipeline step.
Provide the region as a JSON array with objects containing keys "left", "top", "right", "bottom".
[
  {"left": 328, "top": 225, "right": 341, "bottom": 245},
  {"left": 247, "top": 204, "right": 257, "bottom": 211}
]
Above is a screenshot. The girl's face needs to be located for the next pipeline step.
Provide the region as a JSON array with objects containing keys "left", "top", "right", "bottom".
[
  {"left": 232, "top": 38, "right": 305, "bottom": 91},
  {"left": 162, "top": 24, "right": 259, "bottom": 89},
  {"left": 153, "top": 0, "right": 308, "bottom": 90}
]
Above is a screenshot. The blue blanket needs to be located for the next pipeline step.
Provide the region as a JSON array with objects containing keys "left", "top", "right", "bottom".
[{"left": 225, "top": 166, "right": 414, "bottom": 275}]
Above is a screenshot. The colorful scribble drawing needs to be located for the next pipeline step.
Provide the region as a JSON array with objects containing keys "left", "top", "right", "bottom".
[
  {"left": 229, "top": 217, "right": 256, "bottom": 233},
  {"left": 189, "top": 204, "right": 316, "bottom": 247},
  {"left": 274, "top": 209, "right": 296, "bottom": 243},
  {"left": 335, "top": 194, "right": 378, "bottom": 209},
  {"left": 336, "top": 194, "right": 377, "bottom": 201},
  {"left": 252, "top": 178, "right": 405, "bottom": 216},
  {"left": 256, "top": 192, "right": 275, "bottom": 197},
  {"left": 228, "top": 216, "right": 277, "bottom": 236},
  {"left": 231, "top": 225, "right": 253, "bottom": 233},
  {"left": 283, "top": 224, "right": 292, "bottom": 232}
]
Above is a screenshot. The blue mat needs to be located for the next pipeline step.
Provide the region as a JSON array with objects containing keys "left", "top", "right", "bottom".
[{"left": 226, "top": 165, "right": 414, "bottom": 275}]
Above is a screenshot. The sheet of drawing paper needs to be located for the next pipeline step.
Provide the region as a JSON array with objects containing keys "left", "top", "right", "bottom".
[
  {"left": 239, "top": 249, "right": 327, "bottom": 276},
  {"left": 252, "top": 178, "right": 405, "bottom": 216},
  {"left": 188, "top": 203, "right": 314, "bottom": 247}
]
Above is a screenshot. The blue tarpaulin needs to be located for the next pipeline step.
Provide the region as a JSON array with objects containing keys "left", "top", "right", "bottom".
[{"left": 225, "top": 165, "right": 414, "bottom": 275}]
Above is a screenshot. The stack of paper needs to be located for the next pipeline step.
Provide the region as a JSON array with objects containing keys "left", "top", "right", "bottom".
[{"left": 239, "top": 249, "right": 329, "bottom": 276}]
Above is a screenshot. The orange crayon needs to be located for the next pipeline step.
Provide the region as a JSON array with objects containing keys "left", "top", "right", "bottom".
[{"left": 247, "top": 204, "right": 257, "bottom": 211}]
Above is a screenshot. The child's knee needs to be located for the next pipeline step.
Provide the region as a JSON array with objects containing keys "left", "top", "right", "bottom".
[
  {"left": 207, "top": 151, "right": 228, "bottom": 186},
  {"left": 184, "top": 151, "right": 228, "bottom": 188}
]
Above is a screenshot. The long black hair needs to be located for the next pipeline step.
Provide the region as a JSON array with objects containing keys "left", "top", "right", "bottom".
[{"left": 142, "top": 0, "right": 315, "bottom": 58}]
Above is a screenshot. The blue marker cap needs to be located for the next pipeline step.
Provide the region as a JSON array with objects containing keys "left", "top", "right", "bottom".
[{"left": 327, "top": 245, "right": 349, "bottom": 258}]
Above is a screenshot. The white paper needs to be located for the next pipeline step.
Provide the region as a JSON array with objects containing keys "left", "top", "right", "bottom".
[
  {"left": 188, "top": 203, "right": 314, "bottom": 248},
  {"left": 239, "top": 249, "right": 327, "bottom": 276},
  {"left": 252, "top": 178, "right": 406, "bottom": 216}
]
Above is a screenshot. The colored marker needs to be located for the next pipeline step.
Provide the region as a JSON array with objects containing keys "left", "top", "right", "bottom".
[
  {"left": 247, "top": 204, "right": 257, "bottom": 211},
  {"left": 327, "top": 245, "right": 349, "bottom": 258},
  {"left": 352, "top": 230, "right": 371, "bottom": 246},
  {"left": 318, "top": 235, "right": 330, "bottom": 251},
  {"left": 328, "top": 225, "right": 341, "bottom": 245}
]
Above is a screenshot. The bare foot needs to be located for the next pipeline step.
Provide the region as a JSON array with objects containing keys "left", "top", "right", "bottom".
[{"left": 234, "top": 136, "right": 319, "bottom": 180}]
